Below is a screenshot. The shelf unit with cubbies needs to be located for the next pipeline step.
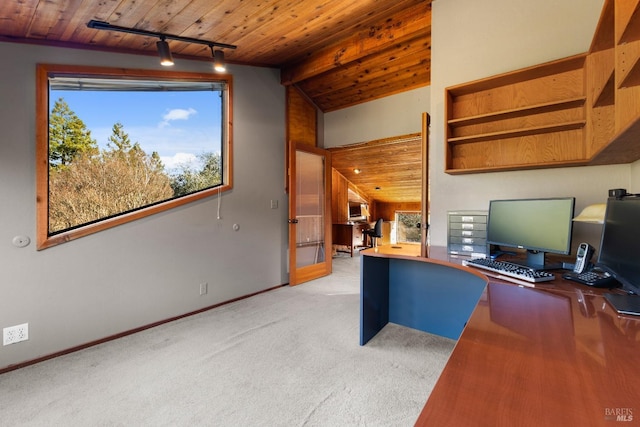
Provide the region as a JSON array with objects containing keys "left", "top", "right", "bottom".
[
  {"left": 590, "top": 0, "right": 640, "bottom": 165},
  {"left": 445, "top": 0, "right": 640, "bottom": 174},
  {"left": 445, "top": 55, "right": 588, "bottom": 174}
]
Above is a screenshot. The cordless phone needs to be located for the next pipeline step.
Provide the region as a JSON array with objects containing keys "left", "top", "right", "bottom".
[
  {"left": 562, "top": 243, "right": 618, "bottom": 287},
  {"left": 573, "top": 242, "right": 595, "bottom": 274}
]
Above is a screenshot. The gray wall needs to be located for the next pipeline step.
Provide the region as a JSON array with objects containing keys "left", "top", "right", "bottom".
[
  {"left": 0, "top": 42, "right": 288, "bottom": 369},
  {"left": 324, "top": 86, "right": 429, "bottom": 148}
]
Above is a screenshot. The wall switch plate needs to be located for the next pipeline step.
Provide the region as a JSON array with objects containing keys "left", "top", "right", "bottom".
[
  {"left": 270, "top": 200, "right": 278, "bottom": 209},
  {"left": 199, "top": 282, "right": 208, "bottom": 296},
  {"left": 3, "top": 323, "right": 29, "bottom": 345}
]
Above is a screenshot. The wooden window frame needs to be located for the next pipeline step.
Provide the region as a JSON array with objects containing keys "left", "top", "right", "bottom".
[{"left": 36, "top": 64, "right": 233, "bottom": 250}]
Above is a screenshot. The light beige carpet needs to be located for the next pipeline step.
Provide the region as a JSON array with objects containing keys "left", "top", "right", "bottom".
[{"left": 0, "top": 254, "right": 455, "bottom": 426}]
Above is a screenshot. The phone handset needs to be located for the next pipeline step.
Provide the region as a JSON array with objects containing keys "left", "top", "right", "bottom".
[{"left": 574, "top": 242, "right": 595, "bottom": 274}]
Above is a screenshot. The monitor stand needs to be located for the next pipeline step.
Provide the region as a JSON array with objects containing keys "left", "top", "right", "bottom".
[
  {"left": 604, "top": 293, "right": 640, "bottom": 316},
  {"left": 489, "top": 245, "right": 517, "bottom": 260},
  {"left": 510, "top": 250, "right": 563, "bottom": 271}
]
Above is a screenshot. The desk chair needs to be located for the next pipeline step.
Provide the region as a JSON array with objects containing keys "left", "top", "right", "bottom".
[{"left": 363, "top": 218, "right": 383, "bottom": 248}]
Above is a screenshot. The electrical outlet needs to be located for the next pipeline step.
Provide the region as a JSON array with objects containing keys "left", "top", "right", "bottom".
[
  {"left": 199, "top": 282, "right": 208, "bottom": 296},
  {"left": 3, "top": 323, "right": 29, "bottom": 345}
]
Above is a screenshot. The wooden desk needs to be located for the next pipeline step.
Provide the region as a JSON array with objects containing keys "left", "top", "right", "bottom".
[
  {"left": 332, "top": 223, "right": 368, "bottom": 257},
  {"left": 360, "top": 246, "right": 640, "bottom": 426}
]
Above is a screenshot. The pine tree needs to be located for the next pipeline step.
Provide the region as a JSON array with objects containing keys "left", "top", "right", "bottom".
[{"left": 48, "top": 98, "right": 97, "bottom": 169}]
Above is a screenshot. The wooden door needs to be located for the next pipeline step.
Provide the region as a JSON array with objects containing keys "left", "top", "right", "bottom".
[{"left": 288, "top": 142, "right": 332, "bottom": 285}]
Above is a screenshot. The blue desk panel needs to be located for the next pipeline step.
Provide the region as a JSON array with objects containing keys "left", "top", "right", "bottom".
[
  {"left": 360, "top": 255, "right": 390, "bottom": 345},
  {"left": 388, "top": 258, "right": 486, "bottom": 340},
  {"left": 360, "top": 254, "right": 486, "bottom": 344}
]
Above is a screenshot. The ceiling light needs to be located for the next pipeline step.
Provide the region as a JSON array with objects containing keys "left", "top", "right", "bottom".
[
  {"left": 86, "top": 20, "right": 236, "bottom": 68},
  {"left": 156, "top": 37, "right": 174, "bottom": 66},
  {"left": 353, "top": 168, "right": 361, "bottom": 174},
  {"left": 212, "top": 48, "right": 226, "bottom": 72}
]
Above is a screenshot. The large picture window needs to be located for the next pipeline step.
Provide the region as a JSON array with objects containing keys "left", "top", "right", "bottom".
[{"left": 36, "top": 64, "right": 232, "bottom": 250}]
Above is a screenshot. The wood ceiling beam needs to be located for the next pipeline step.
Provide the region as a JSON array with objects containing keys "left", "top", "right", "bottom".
[
  {"left": 297, "top": 35, "right": 430, "bottom": 97},
  {"left": 315, "top": 66, "right": 430, "bottom": 112},
  {"left": 280, "top": 2, "right": 431, "bottom": 86}
]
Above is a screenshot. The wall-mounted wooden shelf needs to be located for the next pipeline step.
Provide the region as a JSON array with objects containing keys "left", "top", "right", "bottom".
[
  {"left": 618, "top": 0, "right": 640, "bottom": 44},
  {"left": 591, "top": 0, "right": 615, "bottom": 52},
  {"left": 593, "top": 71, "right": 615, "bottom": 108},
  {"left": 618, "top": 45, "right": 640, "bottom": 89},
  {"left": 446, "top": 0, "right": 640, "bottom": 174},
  {"left": 445, "top": 55, "right": 587, "bottom": 173},
  {"left": 448, "top": 121, "right": 586, "bottom": 145},
  {"left": 448, "top": 97, "right": 586, "bottom": 128}
]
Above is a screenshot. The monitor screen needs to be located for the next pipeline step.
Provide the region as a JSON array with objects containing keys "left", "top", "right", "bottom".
[
  {"left": 349, "top": 203, "right": 361, "bottom": 218},
  {"left": 597, "top": 196, "right": 640, "bottom": 295},
  {"left": 487, "top": 197, "right": 575, "bottom": 269}
]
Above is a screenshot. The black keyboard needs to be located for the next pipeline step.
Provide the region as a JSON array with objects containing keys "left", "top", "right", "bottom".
[
  {"left": 463, "top": 258, "right": 555, "bottom": 283},
  {"left": 562, "top": 270, "right": 617, "bottom": 288}
]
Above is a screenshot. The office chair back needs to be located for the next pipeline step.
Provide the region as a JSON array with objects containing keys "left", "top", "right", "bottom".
[
  {"left": 372, "top": 218, "right": 383, "bottom": 237},
  {"left": 363, "top": 218, "right": 384, "bottom": 247}
]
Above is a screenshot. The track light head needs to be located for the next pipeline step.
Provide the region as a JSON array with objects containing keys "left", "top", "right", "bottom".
[
  {"left": 213, "top": 49, "right": 226, "bottom": 72},
  {"left": 156, "top": 38, "right": 174, "bottom": 66}
]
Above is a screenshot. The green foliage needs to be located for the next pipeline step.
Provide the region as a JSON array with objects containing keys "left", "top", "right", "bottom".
[
  {"left": 47, "top": 102, "right": 220, "bottom": 234},
  {"left": 397, "top": 212, "right": 422, "bottom": 243},
  {"left": 48, "top": 98, "right": 97, "bottom": 169},
  {"left": 170, "top": 152, "right": 222, "bottom": 197},
  {"left": 49, "top": 120, "right": 173, "bottom": 233}
]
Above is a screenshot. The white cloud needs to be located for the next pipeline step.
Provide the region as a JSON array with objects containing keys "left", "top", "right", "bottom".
[
  {"left": 90, "top": 123, "right": 220, "bottom": 172},
  {"left": 160, "top": 108, "right": 197, "bottom": 127},
  {"left": 161, "top": 152, "right": 198, "bottom": 171}
]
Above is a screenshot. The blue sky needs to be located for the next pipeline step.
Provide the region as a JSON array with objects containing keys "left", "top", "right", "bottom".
[{"left": 51, "top": 89, "right": 222, "bottom": 172}]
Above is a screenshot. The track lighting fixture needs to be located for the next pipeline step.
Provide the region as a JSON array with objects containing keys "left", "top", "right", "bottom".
[
  {"left": 156, "top": 37, "right": 174, "bottom": 66},
  {"left": 87, "top": 20, "right": 236, "bottom": 68},
  {"left": 211, "top": 47, "right": 226, "bottom": 72}
]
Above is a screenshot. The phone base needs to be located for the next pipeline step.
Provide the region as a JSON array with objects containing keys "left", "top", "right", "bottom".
[{"left": 562, "top": 271, "right": 619, "bottom": 288}]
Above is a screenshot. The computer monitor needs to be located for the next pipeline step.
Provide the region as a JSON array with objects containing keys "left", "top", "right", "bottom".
[
  {"left": 348, "top": 202, "right": 362, "bottom": 218},
  {"left": 598, "top": 196, "right": 640, "bottom": 315},
  {"left": 487, "top": 197, "right": 575, "bottom": 270},
  {"left": 348, "top": 202, "right": 365, "bottom": 221}
]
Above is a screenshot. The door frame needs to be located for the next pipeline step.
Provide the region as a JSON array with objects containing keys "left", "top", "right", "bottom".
[{"left": 421, "top": 112, "right": 430, "bottom": 257}]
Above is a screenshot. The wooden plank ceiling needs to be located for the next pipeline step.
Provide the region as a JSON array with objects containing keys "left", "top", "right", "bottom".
[
  {"left": 0, "top": 0, "right": 431, "bottom": 112},
  {"left": 329, "top": 134, "right": 423, "bottom": 203}
]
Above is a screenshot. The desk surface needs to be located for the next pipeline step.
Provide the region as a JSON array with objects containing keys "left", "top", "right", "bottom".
[{"left": 363, "top": 246, "right": 640, "bottom": 426}]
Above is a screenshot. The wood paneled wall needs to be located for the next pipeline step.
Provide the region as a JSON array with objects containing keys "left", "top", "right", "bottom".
[
  {"left": 286, "top": 85, "right": 317, "bottom": 146},
  {"left": 332, "top": 169, "right": 349, "bottom": 223},
  {"left": 373, "top": 201, "right": 421, "bottom": 221},
  {"left": 285, "top": 85, "right": 319, "bottom": 192}
]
